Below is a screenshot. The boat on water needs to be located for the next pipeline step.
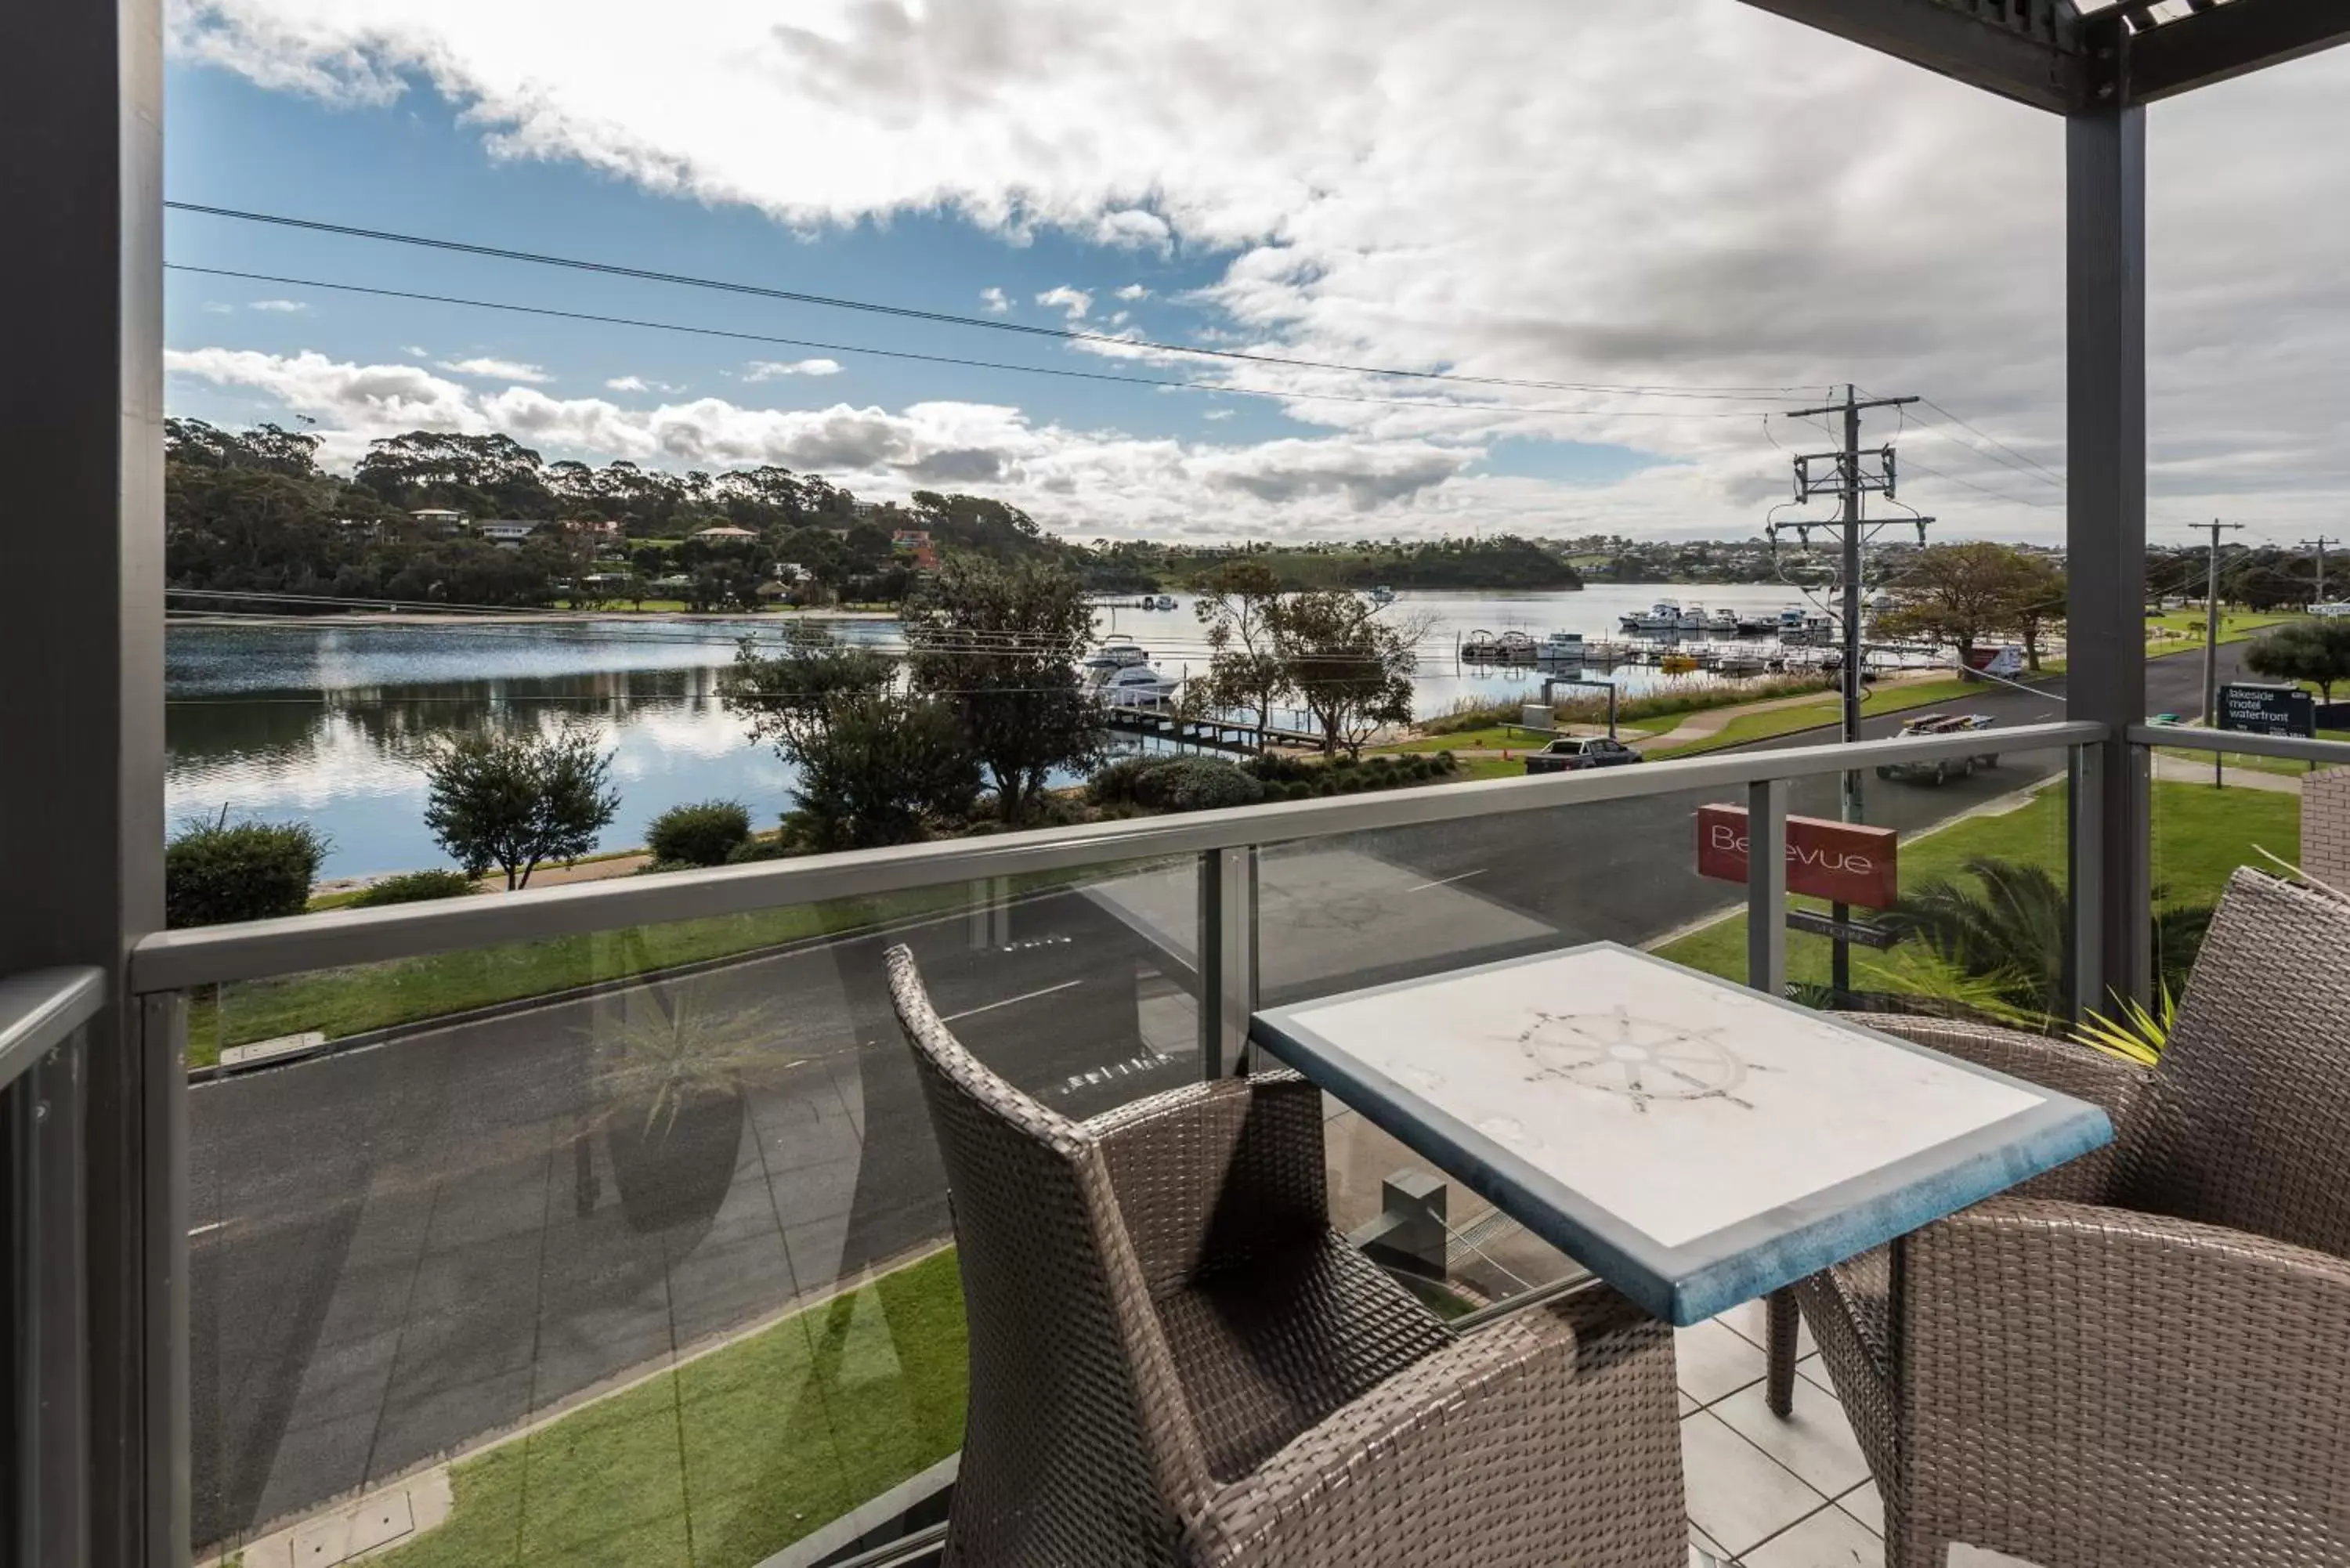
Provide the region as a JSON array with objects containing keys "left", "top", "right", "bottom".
[
  {"left": 1366, "top": 585, "right": 1397, "bottom": 605},
  {"left": 1083, "top": 641, "right": 1152, "bottom": 677},
  {"left": 1715, "top": 652, "right": 1768, "bottom": 676},
  {"left": 1659, "top": 652, "right": 1702, "bottom": 674},
  {"left": 1535, "top": 631, "right": 1585, "bottom": 663},
  {"left": 1093, "top": 662, "right": 1181, "bottom": 706},
  {"left": 1618, "top": 599, "right": 1685, "bottom": 633},
  {"left": 1734, "top": 612, "right": 1778, "bottom": 635},
  {"left": 1153, "top": 594, "right": 1177, "bottom": 611},
  {"left": 1707, "top": 608, "right": 1741, "bottom": 634},
  {"left": 1461, "top": 629, "right": 1541, "bottom": 663},
  {"left": 1676, "top": 604, "right": 1710, "bottom": 630}
]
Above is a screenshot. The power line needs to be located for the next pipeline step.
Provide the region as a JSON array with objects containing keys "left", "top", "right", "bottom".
[
  {"left": 1913, "top": 398, "right": 2067, "bottom": 488},
  {"left": 165, "top": 265, "right": 1765, "bottom": 424},
  {"left": 1893, "top": 453, "right": 2064, "bottom": 511},
  {"left": 165, "top": 201, "right": 1818, "bottom": 403}
]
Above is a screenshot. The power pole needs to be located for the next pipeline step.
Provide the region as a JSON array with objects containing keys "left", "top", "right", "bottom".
[
  {"left": 2301, "top": 535, "right": 2338, "bottom": 605},
  {"left": 2193, "top": 518, "right": 2245, "bottom": 787},
  {"left": 1774, "top": 385, "right": 1923, "bottom": 1000}
]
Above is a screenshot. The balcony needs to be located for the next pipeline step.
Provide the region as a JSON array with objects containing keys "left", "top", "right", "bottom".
[
  {"left": 13, "top": 714, "right": 2343, "bottom": 1566},
  {"left": 16, "top": 2, "right": 2350, "bottom": 1566}
]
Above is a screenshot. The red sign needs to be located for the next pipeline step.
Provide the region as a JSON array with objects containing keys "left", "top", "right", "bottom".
[{"left": 1697, "top": 804, "right": 1899, "bottom": 909}]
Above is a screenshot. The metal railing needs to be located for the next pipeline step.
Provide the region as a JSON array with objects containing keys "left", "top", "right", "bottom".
[
  {"left": 2, "top": 966, "right": 104, "bottom": 1568},
  {"left": 131, "top": 718, "right": 2106, "bottom": 1566},
  {"left": 128, "top": 721, "right": 2106, "bottom": 998}
]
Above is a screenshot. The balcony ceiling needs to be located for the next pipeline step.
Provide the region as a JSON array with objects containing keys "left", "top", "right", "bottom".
[{"left": 1733, "top": 0, "right": 2350, "bottom": 112}]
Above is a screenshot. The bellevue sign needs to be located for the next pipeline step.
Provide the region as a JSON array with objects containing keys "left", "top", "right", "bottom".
[{"left": 1696, "top": 804, "right": 1900, "bottom": 910}]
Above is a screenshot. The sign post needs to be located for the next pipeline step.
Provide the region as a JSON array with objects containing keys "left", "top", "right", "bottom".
[
  {"left": 2217, "top": 682, "right": 2316, "bottom": 780},
  {"left": 1697, "top": 806, "right": 1901, "bottom": 946}
]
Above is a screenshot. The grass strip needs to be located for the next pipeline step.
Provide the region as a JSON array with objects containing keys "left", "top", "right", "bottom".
[{"left": 367, "top": 1248, "right": 969, "bottom": 1568}]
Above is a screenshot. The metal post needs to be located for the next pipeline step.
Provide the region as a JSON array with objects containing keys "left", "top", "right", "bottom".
[
  {"left": 1744, "top": 776, "right": 1797, "bottom": 1416},
  {"left": 1835, "top": 387, "right": 1864, "bottom": 1000},
  {"left": 2067, "top": 103, "right": 2153, "bottom": 1006},
  {"left": 2205, "top": 525, "right": 2223, "bottom": 787},
  {"left": 0, "top": 0, "right": 168, "bottom": 1562},
  {"left": 2067, "top": 744, "right": 2105, "bottom": 1022},
  {"left": 1197, "top": 847, "right": 1259, "bottom": 1078},
  {"left": 1745, "top": 780, "right": 1787, "bottom": 999}
]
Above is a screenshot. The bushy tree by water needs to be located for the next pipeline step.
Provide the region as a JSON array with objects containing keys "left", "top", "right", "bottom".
[
  {"left": 2244, "top": 619, "right": 2350, "bottom": 701},
  {"left": 164, "top": 812, "right": 330, "bottom": 928},
  {"left": 422, "top": 725, "right": 620, "bottom": 891},
  {"left": 1264, "top": 590, "right": 1420, "bottom": 757}
]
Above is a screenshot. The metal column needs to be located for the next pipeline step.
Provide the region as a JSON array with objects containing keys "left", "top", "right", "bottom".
[
  {"left": 1198, "top": 847, "right": 1260, "bottom": 1078},
  {"left": 2066, "top": 103, "right": 2152, "bottom": 1007},
  {"left": 0, "top": 0, "right": 172, "bottom": 1560}
]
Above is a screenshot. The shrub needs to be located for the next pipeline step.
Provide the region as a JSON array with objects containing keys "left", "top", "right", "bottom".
[
  {"left": 1331, "top": 753, "right": 1359, "bottom": 770},
  {"left": 645, "top": 800, "right": 753, "bottom": 867},
  {"left": 1314, "top": 779, "right": 1337, "bottom": 796},
  {"left": 1418, "top": 697, "right": 1519, "bottom": 735},
  {"left": 1242, "top": 753, "right": 1317, "bottom": 786},
  {"left": 1434, "top": 750, "right": 1458, "bottom": 773},
  {"left": 165, "top": 815, "right": 329, "bottom": 928},
  {"left": 346, "top": 869, "right": 475, "bottom": 909},
  {"left": 1134, "top": 757, "right": 1265, "bottom": 813},
  {"left": 725, "top": 835, "right": 790, "bottom": 864},
  {"left": 1087, "top": 754, "right": 1162, "bottom": 806}
]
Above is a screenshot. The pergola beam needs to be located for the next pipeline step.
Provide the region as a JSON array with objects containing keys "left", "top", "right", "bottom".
[
  {"left": 1734, "top": 0, "right": 2088, "bottom": 113},
  {"left": 2124, "top": 0, "right": 2350, "bottom": 102}
]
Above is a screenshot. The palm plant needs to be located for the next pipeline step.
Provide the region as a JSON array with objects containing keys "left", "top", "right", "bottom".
[
  {"left": 594, "top": 988, "right": 794, "bottom": 1137},
  {"left": 1876, "top": 855, "right": 2211, "bottom": 1028}
]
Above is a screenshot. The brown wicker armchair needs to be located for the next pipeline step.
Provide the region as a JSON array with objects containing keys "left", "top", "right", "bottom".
[
  {"left": 1794, "top": 869, "right": 2350, "bottom": 1568},
  {"left": 884, "top": 945, "right": 1686, "bottom": 1568}
]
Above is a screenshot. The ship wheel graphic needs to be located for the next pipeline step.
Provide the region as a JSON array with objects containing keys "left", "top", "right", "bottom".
[{"left": 1506, "top": 1006, "right": 1758, "bottom": 1113}]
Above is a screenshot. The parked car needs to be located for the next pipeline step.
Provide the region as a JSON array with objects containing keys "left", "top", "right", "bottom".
[
  {"left": 1524, "top": 735, "right": 1643, "bottom": 774},
  {"left": 1876, "top": 713, "right": 1999, "bottom": 785}
]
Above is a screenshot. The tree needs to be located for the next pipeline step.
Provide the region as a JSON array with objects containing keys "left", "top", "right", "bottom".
[
  {"left": 1187, "top": 560, "right": 1288, "bottom": 736},
  {"left": 904, "top": 558, "right": 1104, "bottom": 825},
  {"left": 791, "top": 694, "right": 981, "bottom": 848},
  {"left": 720, "top": 625, "right": 976, "bottom": 843},
  {"left": 2000, "top": 550, "right": 2066, "bottom": 671},
  {"left": 2244, "top": 619, "right": 2350, "bottom": 700},
  {"left": 422, "top": 724, "right": 620, "bottom": 890},
  {"left": 164, "top": 813, "right": 329, "bottom": 928},
  {"left": 1265, "top": 590, "right": 1419, "bottom": 757},
  {"left": 1875, "top": 541, "right": 2049, "bottom": 666}
]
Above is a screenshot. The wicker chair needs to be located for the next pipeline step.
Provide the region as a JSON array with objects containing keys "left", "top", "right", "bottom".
[
  {"left": 1793, "top": 869, "right": 2350, "bottom": 1568},
  {"left": 883, "top": 945, "right": 1686, "bottom": 1568}
]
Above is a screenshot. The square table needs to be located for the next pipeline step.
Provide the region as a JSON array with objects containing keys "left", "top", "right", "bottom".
[{"left": 1250, "top": 942, "right": 2113, "bottom": 1326}]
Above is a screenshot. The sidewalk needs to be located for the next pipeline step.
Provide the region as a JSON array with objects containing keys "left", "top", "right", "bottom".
[{"left": 2149, "top": 750, "right": 2307, "bottom": 793}]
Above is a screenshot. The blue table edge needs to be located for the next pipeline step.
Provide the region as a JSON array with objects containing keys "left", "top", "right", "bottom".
[{"left": 1251, "top": 941, "right": 2117, "bottom": 1326}]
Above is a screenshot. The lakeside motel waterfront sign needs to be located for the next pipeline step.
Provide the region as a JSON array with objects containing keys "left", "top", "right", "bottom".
[
  {"left": 1697, "top": 805, "right": 1902, "bottom": 945},
  {"left": 2218, "top": 682, "right": 2316, "bottom": 739}
]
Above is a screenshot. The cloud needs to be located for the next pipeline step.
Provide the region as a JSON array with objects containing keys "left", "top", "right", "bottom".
[
  {"left": 1114, "top": 284, "right": 1152, "bottom": 302},
  {"left": 1034, "top": 285, "right": 1092, "bottom": 321},
  {"left": 401, "top": 345, "right": 430, "bottom": 357},
  {"left": 606, "top": 374, "right": 685, "bottom": 392},
  {"left": 437, "top": 356, "right": 553, "bottom": 383},
  {"left": 742, "top": 357, "right": 843, "bottom": 380},
  {"left": 202, "top": 302, "right": 237, "bottom": 315},
  {"left": 1202, "top": 408, "right": 1235, "bottom": 421},
  {"left": 168, "top": 0, "right": 2350, "bottom": 541},
  {"left": 247, "top": 298, "right": 311, "bottom": 313},
  {"left": 978, "top": 286, "right": 1010, "bottom": 313},
  {"left": 160, "top": 344, "right": 1556, "bottom": 537}
]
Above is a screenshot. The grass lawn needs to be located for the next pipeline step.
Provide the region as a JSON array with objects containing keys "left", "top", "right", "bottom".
[
  {"left": 1654, "top": 779, "right": 2299, "bottom": 991},
  {"left": 2142, "top": 609, "right": 2305, "bottom": 659},
  {"left": 195, "top": 883, "right": 989, "bottom": 1068},
  {"left": 1642, "top": 676, "right": 2005, "bottom": 761},
  {"left": 369, "top": 1248, "right": 968, "bottom": 1568}
]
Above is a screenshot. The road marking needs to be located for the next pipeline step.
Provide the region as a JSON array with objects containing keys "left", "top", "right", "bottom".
[
  {"left": 188, "top": 1221, "right": 230, "bottom": 1237},
  {"left": 940, "top": 978, "right": 1083, "bottom": 1024},
  {"left": 1405, "top": 870, "right": 1484, "bottom": 893}
]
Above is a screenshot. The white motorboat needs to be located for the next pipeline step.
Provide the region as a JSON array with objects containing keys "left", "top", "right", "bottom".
[
  {"left": 1619, "top": 599, "right": 1684, "bottom": 633},
  {"left": 1677, "top": 604, "right": 1710, "bottom": 630},
  {"left": 1366, "top": 585, "right": 1397, "bottom": 605},
  {"left": 1707, "top": 608, "right": 1741, "bottom": 634},
  {"left": 1084, "top": 641, "right": 1151, "bottom": 672},
  {"left": 1152, "top": 594, "right": 1177, "bottom": 611},
  {"left": 1535, "top": 630, "right": 1585, "bottom": 663},
  {"left": 1095, "top": 662, "right": 1180, "bottom": 706}
]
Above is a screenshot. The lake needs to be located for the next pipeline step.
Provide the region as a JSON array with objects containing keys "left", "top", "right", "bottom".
[{"left": 167, "top": 583, "right": 1831, "bottom": 880}]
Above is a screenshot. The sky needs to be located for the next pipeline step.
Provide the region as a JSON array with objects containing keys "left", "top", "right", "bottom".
[{"left": 161, "top": 1, "right": 2350, "bottom": 547}]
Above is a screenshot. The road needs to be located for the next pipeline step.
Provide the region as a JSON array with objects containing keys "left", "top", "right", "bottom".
[{"left": 189, "top": 647, "right": 2241, "bottom": 1549}]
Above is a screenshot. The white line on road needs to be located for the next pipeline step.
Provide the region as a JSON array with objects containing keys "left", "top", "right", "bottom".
[
  {"left": 940, "top": 978, "right": 1083, "bottom": 1024},
  {"left": 1404, "top": 870, "right": 1484, "bottom": 893},
  {"left": 188, "top": 1221, "right": 230, "bottom": 1237}
]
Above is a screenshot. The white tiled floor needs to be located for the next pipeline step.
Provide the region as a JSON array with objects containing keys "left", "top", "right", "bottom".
[{"left": 1677, "top": 1307, "right": 2041, "bottom": 1568}]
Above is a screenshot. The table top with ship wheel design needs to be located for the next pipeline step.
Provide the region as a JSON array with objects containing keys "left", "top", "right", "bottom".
[{"left": 1250, "top": 942, "right": 2112, "bottom": 1324}]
